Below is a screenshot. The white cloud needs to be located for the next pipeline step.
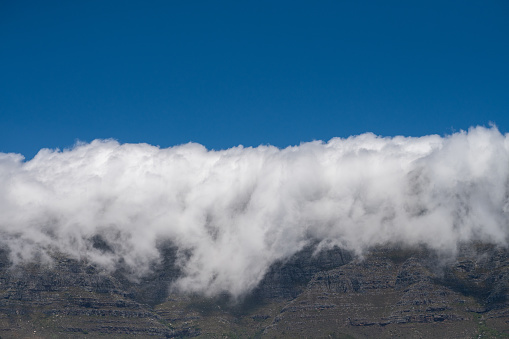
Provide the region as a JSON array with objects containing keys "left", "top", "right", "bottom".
[{"left": 0, "top": 126, "right": 508, "bottom": 296}]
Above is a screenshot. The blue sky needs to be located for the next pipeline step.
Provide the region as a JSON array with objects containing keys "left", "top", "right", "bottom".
[{"left": 1, "top": 0, "right": 508, "bottom": 159}]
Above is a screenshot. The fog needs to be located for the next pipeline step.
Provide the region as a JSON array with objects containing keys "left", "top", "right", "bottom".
[{"left": 0, "top": 126, "right": 508, "bottom": 296}]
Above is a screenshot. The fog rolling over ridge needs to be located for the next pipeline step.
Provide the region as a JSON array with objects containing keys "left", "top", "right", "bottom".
[{"left": 0, "top": 126, "right": 508, "bottom": 297}]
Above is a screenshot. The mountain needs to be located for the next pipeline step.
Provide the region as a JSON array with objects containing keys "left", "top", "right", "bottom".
[{"left": 0, "top": 242, "right": 507, "bottom": 338}]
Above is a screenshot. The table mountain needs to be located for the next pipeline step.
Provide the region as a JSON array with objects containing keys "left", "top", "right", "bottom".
[{"left": 0, "top": 242, "right": 507, "bottom": 338}]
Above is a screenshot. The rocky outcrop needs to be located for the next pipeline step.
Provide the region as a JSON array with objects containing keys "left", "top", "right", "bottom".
[{"left": 251, "top": 244, "right": 353, "bottom": 300}]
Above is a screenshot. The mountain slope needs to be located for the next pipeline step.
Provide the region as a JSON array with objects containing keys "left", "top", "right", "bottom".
[{"left": 0, "top": 243, "right": 507, "bottom": 338}]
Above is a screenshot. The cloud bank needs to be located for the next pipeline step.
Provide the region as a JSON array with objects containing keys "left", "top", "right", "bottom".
[{"left": 0, "top": 126, "right": 508, "bottom": 296}]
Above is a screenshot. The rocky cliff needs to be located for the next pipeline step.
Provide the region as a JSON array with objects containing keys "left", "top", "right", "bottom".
[{"left": 0, "top": 242, "right": 507, "bottom": 338}]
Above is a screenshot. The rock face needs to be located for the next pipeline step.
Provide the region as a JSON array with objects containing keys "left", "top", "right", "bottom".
[
  {"left": 261, "top": 245, "right": 509, "bottom": 338},
  {"left": 0, "top": 243, "right": 507, "bottom": 338}
]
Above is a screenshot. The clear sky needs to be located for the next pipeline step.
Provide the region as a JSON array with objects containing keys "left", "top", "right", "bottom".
[{"left": 1, "top": 0, "right": 508, "bottom": 159}]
